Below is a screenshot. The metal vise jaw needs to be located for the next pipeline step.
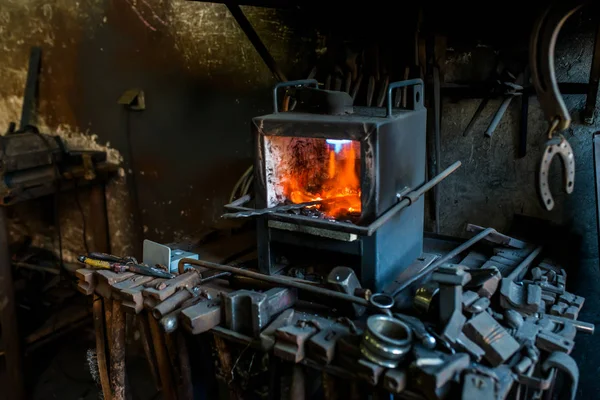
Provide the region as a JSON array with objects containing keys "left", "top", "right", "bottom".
[{"left": 224, "top": 287, "right": 297, "bottom": 337}]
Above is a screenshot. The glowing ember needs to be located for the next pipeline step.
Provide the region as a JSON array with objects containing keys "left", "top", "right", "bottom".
[{"left": 281, "top": 139, "right": 361, "bottom": 220}]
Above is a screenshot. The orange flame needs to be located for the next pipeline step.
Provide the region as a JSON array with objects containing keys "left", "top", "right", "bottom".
[{"left": 282, "top": 140, "right": 361, "bottom": 220}]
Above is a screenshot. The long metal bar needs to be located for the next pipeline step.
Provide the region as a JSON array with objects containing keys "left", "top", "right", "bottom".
[
  {"left": 506, "top": 246, "right": 543, "bottom": 281},
  {"left": 484, "top": 95, "right": 516, "bottom": 137},
  {"left": 222, "top": 200, "right": 322, "bottom": 219},
  {"left": 391, "top": 227, "right": 497, "bottom": 297},
  {"left": 224, "top": 161, "right": 462, "bottom": 236},
  {"left": 367, "top": 161, "right": 461, "bottom": 235},
  {"left": 546, "top": 315, "right": 595, "bottom": 335},
  {"left": 466, "top": 223, "right": 528, "bottom": 249},
  {"left": 432, "top": 66, "right": 442, "bottom": 233},
  {"left": 180, "top": 258, "right": 370, "bottom": 307},
  {"left": 226, "top": 4, "right": 287, "bottom": 83},
  {"left": 463, "top": 97, "right": 489, "bottom": 136},
  {"left": 20, "top": 47, "right": 41, "bottom": 130}
]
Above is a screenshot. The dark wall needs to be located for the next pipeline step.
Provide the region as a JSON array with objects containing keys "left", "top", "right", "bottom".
[{"left": 0, "top": 0, "right": 315, "bottom": 257}]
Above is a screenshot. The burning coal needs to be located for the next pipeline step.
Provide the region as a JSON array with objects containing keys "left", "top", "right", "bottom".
[{"left": 270, "top": 138, "right": 361, "bottom": 221}]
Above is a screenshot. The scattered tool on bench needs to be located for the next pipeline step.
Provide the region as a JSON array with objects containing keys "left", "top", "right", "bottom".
[{"left": 78, "top": 255, "right": 175, "bottom": 279}]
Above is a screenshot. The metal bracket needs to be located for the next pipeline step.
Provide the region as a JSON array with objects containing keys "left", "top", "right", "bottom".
[
  {"left": 272, "top": 79, "right": 318, "bottom": 113},
  {"left": 542, "top": 352, "right": 579, "bottom": 400},
  {"left": 539, "top": 135, "right": 575, "bottom": 210},
  {"left": 386, "top": 79, "right": 425, "bottom": 117}
]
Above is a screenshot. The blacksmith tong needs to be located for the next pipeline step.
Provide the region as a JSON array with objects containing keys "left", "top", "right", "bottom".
[{"left": 530, "top": 0, "right": 590, "bottom": 210}]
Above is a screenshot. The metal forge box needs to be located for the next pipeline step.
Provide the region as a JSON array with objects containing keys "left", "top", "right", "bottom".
[{"left": 251, "top": 80, "right": 426, "bottom": 291}]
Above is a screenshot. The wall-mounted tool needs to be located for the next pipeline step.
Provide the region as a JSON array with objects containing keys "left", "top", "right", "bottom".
[{"left": 530, "top": 0, "right": 591, "bottom": 210}]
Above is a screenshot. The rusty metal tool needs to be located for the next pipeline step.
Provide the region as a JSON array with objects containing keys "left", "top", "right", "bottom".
[
  {"left": 181, "top": 298, "right": 223, "bottom": 335},
  {"left": 221, "top": 200, "right": 322, "bottom": 219},
  {"left": 224, "top": 287, "right": 297, "bottom": 337},
  {"left": 180, "top": 258, "right": 371, "bottom": 308},
  {"left": 79, "top": 255, "right": 174, "bottom": 279},
  {"left": 466, "top": 224, "right": 528, "bottom": 249},
  {"left": 88, "top": 252, "right": 136, "bottom": 264},
  {"left": 143, "top": 271, "right": 200, "bottom": 301},
  {"left": 127, "top": 263, "right": 175, "bottom": 279}
]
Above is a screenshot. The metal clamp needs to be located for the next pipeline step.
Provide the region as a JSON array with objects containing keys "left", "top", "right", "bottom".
[
  {"left": 539, "top": 135, "right": 575, "bottom": 210},
  {"left": 386, "top": 79, "right": 424, "bottom": 117},
  {"left": 273, "top": 79, "right": 319, "bottom": 113}
]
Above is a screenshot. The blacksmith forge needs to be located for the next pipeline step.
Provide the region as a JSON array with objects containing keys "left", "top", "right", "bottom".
[{"left": 253, "top": 80, "right": 426, "bottom": 290}]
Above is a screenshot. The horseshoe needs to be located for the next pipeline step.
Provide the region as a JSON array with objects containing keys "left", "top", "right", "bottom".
[{"left": 539, "top": 135, "right": 575, "bottom": 211}]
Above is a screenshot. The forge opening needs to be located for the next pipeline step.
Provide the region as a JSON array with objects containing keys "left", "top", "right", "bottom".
[{"left": 264, "top": 136, "right": 361, "bottom": 222}]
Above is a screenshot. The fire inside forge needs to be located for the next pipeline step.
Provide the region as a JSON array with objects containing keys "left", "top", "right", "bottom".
[{"left": 265, "top": 136, "right": 361, "bottom": 221}]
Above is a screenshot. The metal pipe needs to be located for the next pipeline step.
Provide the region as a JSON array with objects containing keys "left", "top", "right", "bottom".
[
  {"left": 366, "top": 161, "right": 461, "bottom": 235},
  {"left": 226, "top": 4, "right": 287, "bottom": 83},
  {"left": 546, "top": 315, "right": 595, "bottom": 335},
  {"left": 152, "top": 290, "right": 192, "bottom": 319},
  {"left": 180, "top": 258, "right": 370, "bottom": 308},
  {"left": 433, "top": 66, "right": 442, "bottom": 234},
  {"left": 485, "top": 95, "right": 517, "bottom": 137},
  {"left": 223, "top": 161, "right": 462, "bottom": 237},
  {"left": 391, "top": 227, "right": 497, "bottom": 297},
  {"left": 506, "top": 246, "right": 543, "bottom": 281}
]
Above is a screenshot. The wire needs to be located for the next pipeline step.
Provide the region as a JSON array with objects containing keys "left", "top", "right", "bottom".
[{"left": 229, "top": 166, "right": 253, "bottom": 203}]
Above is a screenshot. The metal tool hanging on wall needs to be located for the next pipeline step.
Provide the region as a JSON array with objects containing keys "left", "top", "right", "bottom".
[{"left": 530, "top": 0, "right": 591, "bottom": 211}]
